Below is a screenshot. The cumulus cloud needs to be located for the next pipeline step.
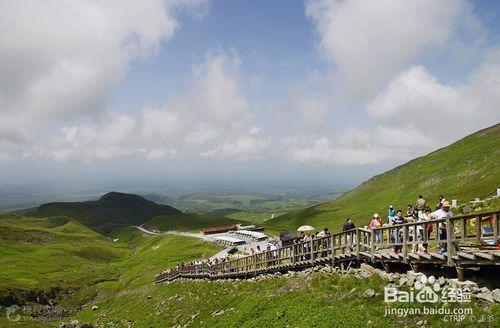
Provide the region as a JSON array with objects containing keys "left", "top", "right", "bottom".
[
  {"left": 367, "top": 51, "right": 500, "bottom": 144},
  {"left": 0, "top": 0, "right": 206, "bottom": 155},
  {"left": 27, "top": 115, "right": 141, "bottom": 163},
  {"left": 305, "top": 0, "right": 475, "bottom": 99},
  {"left": 29, "top": 49, "right": 266, "bottom": 163},
  {"left": 202, "top": 127, "right": 269, "bottom": 160},
  {"left": 284, "top": 137, "right": 386, "bottom": 165}
]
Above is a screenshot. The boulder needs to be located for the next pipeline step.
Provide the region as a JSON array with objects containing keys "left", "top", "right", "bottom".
[
  {"left": 362, "top": 289, "right": 376, "bottom": 298},
  {"left": 475, "top": 291, "right": 494, "bottom": 303},
  {"left": 91, "top": 305, "right": 98, "bottom": 311}
]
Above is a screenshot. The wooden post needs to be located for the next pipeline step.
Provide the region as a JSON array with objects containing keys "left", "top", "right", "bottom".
[
  {"left": 457, "top": 266, "right": 465, "bottom": 282},
  {"left": 331, "top": 236, "right": 336, "bottom": 266},
  {"left": 476, "top": 216, "right": 482, "bottom": 240},
  {"left": 402, "top": 225, "right": 408, "bottom": 264},
  {"left": 446, "top": 217, "right": 455, "bottom": 265},
  {"left": 356, "top": 229, "right": 361, "bottom": 260},
  {"left": 292, "top": 244, "right": 296, "bottom": 265},
  {"left": 493, "top": 213, "right": 499, "bottom": 242},
  {"left": 310, "top": 239, "right": 314, "bottom": 263},
  {"left": 370, "top": 228, "right": 376, "bottom": 263}
]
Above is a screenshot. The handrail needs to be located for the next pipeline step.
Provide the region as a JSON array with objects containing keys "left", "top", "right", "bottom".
[{"left": 155, "top": 210, "right": 500, "bottom": 282}]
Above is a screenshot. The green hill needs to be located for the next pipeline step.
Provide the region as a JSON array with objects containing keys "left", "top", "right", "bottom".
[
  {"left": 266, "top": 123, "right": 500, "bottom": 233},
  {"left": 145, "top": 213, "right": 250, "bottom": 232},
  {"left": 0, "top": 213, "right": 128, "bottom": 310},
  {"left": 28, "top": 192, "right": 182, "bottom": 234}
]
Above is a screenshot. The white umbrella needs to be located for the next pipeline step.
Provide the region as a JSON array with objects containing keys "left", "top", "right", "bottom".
[{"left": 297, "top": 225, "right": 315, "bottom": 232}]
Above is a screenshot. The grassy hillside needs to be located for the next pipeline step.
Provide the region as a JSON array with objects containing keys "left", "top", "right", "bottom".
[
  {"left": 1, "top": 213, "right": 498, "bottom": 327},
  {"left": 145, "top": 213, "right": 250, "bottom": 232},
  {"left": 28, "top": 192, "right": 182, "bottom": 234},
  {"left": 0, "top": 213, "right": 128, "bottom": 311},
  {"left": 266, "top": 123, "right": 500, "bottom": 233}
]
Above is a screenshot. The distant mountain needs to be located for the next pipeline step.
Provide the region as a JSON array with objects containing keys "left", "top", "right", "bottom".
[
  {"left": 266, "top": 123, "right": 500, "bottom": 233},
  {"left": 29, "top": 192, "right": 182, "bottom": 234}
]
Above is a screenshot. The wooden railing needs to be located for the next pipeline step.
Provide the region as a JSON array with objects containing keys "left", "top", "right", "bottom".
[{"left": 156, "top": 210, "right": 500, "bottom": 282}]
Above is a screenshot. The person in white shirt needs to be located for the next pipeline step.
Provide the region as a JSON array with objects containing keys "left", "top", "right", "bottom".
[{"left": 430, "top": 201, "right": 453, "bottom": 254}]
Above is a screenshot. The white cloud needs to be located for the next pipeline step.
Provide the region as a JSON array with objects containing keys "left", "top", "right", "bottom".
[
  {"left": 305, "top": 0, "right": 475, "bottom": 99},
  {"left": 0, "top": 0, "right": 206, "bottom": 156},
  {"left": 284, "top": 137, "right": 386, "bottom": 165},
  {"left": 202, "top": 127, "right": 269, "bottom": 160},
  {"left": 27, "top": 115, "right": 139, "bottom": 163},
  {"left": 145, "top": 148, "right": 178, "bottom": 161},
  {"left": 367, "top": 52, "right": 500, "bottom": 143},
  {"left": 29, "top": 49, "right": 265, "bottom": 163}
]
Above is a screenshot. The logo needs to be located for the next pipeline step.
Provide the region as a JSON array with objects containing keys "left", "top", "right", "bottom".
[{"left": 384, "top": 275, "right": 471, "bottom": 304}]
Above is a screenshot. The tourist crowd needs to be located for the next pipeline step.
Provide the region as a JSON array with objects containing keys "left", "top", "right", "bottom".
[{"left": 158, "top": 195, "right": 461, "bottom": 278}]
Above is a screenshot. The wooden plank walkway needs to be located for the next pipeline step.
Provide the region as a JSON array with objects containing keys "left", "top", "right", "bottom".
[{"left": 155, "top": 210, "right": 500, "bottom": 283}]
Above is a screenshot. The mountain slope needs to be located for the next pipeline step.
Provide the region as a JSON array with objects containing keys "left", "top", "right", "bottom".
[
  {"left": 29, "top": 192, "right": 182, "bottom": 234},
  {"left": 266, "top": 123, "right": 500, "bottom": 233}
]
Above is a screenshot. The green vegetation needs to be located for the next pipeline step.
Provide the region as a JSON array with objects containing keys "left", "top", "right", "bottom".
[
  {"left": 1, "top": 211, "right": 498, "bottom": 327},
  {"left": 0, "top": 213, "right": 128, "bottom": 312},
  {"left": 167, "top": 192, "right": 341, "bottom": 224},
  {"left": 2, "top": 125, "right": 499, "bottom": 327},
  {"left": 266, "top": 123, "right": 500, "bottom": 233},
  {"left": 145, "top": 213, "right": 249, "bottom": 232},
  {"left": 28, "top": 192, "right": 182, "bottom": 234}
]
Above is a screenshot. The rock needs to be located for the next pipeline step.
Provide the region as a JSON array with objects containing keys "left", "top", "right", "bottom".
[
  {"left": 416, "top": 320, "right": 424, "bottom": 326},
  {"left": 60, "top": 320, "right": 79, "bottom": 328},
  {"left": 399, "top": 277, "right": 408, "bottom": 286},
  {"left": 212, "top": 310, "right": 225, "bottom": 317},
  {"left": 350, "top": 287, "right": 357, "bottom": 294},
  {"left": 407, "top": 277, "right": 415, "bottom": 287},
  {"left": 362, "top": 289, "right": 376, "bottom": 298},
  {"left": 449, "top": 279, "right": 477, "bottom": 290},
  {"left": 91, "top": 305, "right": 99, "bottom": 311},
  {"left": 146, "top": 295, "right": 152, "bottom": 299},
  {"left": 360, "top": 263, "right": 378, "bottom": 276},
  {"left": 475, "top": 291, "right": 494, "bottom": 303},
  {"left": 492, "top": 289, "right": 500, "bottom": 303},
  {"left": 437, "top": 277, "right": 446, "bottom": 286}
]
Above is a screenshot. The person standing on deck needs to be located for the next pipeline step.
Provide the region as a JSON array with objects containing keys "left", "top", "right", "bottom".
[
  {"left": 416, "top": 195, "right": 426, "bottom": 213},
  {"left": 430, "top": 201, "right": 453, "bottom": 254},
  {"left": 370, "top": 213, "right": 383, "bottom": 246},
  {"left": 388, "top": 205, "right": 396, "bottom": 224}
]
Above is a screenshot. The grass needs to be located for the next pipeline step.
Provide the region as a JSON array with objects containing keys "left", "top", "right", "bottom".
[
  {"left": 145, "top": 213, "right": 250, "bottom": 232},
  {"left": 1, "top": 213, "right": 498, "bottom": 327},
  {"left": 266, "top": 123, "right": 500, "bottom": 234},
  {"left": 0, "top": 213, "right": 129, "bottom": 312}
]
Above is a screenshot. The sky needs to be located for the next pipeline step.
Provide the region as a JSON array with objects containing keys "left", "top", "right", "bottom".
[{"left": 0, "top": 0, "right": 499, "bottom": 191}]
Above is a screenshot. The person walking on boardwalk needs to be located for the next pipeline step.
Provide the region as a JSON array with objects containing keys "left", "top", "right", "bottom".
[
  {"left": 390, "top": 210, "right": 405, "bottom": 253},
  {"left": 343, "top": 218, "right": 356, "bottom": 252}
]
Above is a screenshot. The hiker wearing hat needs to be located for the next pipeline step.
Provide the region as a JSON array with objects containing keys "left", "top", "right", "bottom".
[
  {"left": 369, "top": 213, "right": 383, "bottom": 245},
  {"left": 430, "top": 200, "right": 454, "bottom": 254},
  {"left": 387, "top": 205, "right": 396, "bottom": 224}
]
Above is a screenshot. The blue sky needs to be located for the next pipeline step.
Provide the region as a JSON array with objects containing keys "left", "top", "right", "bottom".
[{"left": 0, "top": 0, "right": 499, "bottom": 190}]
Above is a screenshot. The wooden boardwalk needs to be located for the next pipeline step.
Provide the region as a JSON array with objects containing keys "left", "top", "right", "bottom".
[{"left": 155, "top": 210, "right": 500, "bottom": 283}]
